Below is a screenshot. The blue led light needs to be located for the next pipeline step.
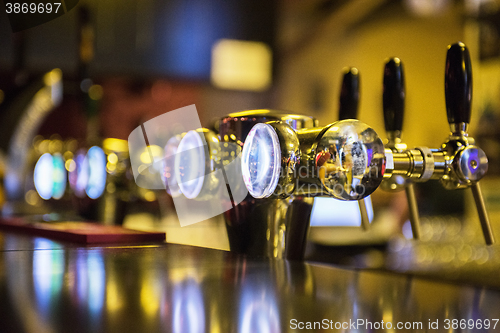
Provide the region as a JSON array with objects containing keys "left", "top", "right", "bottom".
[
  {"left": 86, "top": 146, "right": 107, "bottom": 200},
  {"left": 241, "top": 123, "right": 281, "bottom": 198},
  {"left": 52, "top": 153, "right": 67, "bottom": 200},
  {"left": 34, "top": 153, "right": 54, "bottom": 200}
]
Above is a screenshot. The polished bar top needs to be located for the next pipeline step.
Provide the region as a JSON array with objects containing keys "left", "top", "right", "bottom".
[{"left": 1, "top": 231, "right": 499, "bottom": 333}]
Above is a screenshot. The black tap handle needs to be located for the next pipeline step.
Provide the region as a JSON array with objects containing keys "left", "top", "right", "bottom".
[
  {"left": 445, "top": 42, "right": 472, "bottom": 125},
  {"left": 383, "top": 58, "right": 405, "bottom": 133},
  {"left": 338, "top": 67, "right": 360, "bottom": 120}
]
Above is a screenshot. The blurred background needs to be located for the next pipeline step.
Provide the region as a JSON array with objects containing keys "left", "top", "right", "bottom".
[{"left": 1, "top": 0, "right": 500, "bottom": 285}]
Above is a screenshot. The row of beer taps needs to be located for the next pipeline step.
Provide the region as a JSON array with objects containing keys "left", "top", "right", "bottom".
[
  {"left": 166, "top": 42, "right": 493, "bottom": 260},
  {"left": 341, "top": 43, "right": 491, "bottom": 245}
]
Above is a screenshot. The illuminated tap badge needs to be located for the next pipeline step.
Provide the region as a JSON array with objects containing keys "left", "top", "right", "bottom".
[
  {"left": 128, "top": 105, "right": 248, "bottom": 226},
  {"left": 3, "top": 0, "right": 79, "bottom": 32}
]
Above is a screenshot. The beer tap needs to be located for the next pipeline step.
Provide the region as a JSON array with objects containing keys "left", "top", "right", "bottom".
[
  {"left": 382, "top": 43, "right": 492, "bottom": 244},
  {"left": 241, "top": 119, "right": 386, "bottom": 201},
  {"left": 380, "top": 58, "right": 422, "bottom": 239},
  {"left": 338, "top": 68, "right": 360, "bottom": 122},
  {"left": 172, "top": 110, "right": 318, "bottom": 259},
  {"left": 338, "top": 67, "right": 370, "bottom": 230},
  {"left": 380, "top": 43, "right": 491, "bottom": 244},
  {"left": 240, "top": 43, "right": 493, "bottom": 245},
  {"left": 442, "top": 42, "right": 494, "bottom": 244}
]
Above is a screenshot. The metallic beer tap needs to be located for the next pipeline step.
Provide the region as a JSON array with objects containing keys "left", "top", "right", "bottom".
[
  {"left": 443, "top": 42, "right": 493, "bottom": 244},
  {"left": 242, "top": 119, "right": 386, "bottom": 200},
  {"left": 173, "top": 110, "right": 318, "bottom": 259},
  {"left": 380, "top": 58, "right": 422, "bottom": 239},
  {"left": 175, "top": 128, "right": 223, "bottom": 200},
  {"left": 338, "top": 67, "right": 371, "bottom": 230},
  {"left": 219, "top": 111, "right": 317, "bottom": 260},
  {"left": 241, "top": 43, "right": 493, "bottom": 245},
  {"left": 383, "top": 43, "right": 492, "bottom": 244}
]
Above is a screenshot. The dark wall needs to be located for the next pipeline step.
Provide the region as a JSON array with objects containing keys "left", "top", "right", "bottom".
[{"left": 0, "top": 0, "right": 276, "bottom": 80}]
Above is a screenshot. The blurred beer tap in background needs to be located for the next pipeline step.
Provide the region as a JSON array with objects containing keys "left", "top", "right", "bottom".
[{"left": 0, "top": 28, "right": 63, "bottom": 212}]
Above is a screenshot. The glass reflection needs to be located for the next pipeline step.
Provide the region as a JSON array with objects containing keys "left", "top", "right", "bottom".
[
  {"left": 140, "top": 268, "right": 162, "bottom": 318},
  {"left": 238, "top": 281, "right": 280, "bottom": 333},
  {"left": 105, "top": 275, "right": 123, "bottom": 313},
  {"left": 75, "top": 250, "right": 105, "bottom": 316},
  {"left": 310, "top": 196, "right": 374, "bottom": 227},
  {"left": 172, "top": 279, "right": 205, "bottom": 333},
  {"left": 32, "top": 238, "right": 65, "bottom": 315}
]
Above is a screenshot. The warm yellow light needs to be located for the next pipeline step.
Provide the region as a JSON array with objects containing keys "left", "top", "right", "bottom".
[
  {"left": 106, "top": 280, "right": 123, "bottom": 312},
  {"left": 63, "top": 151, "right": 73, "bottom": 160},
  {"left": 88, "top": 84, "right": 103, "bottom": 100},
  {"left": 107, "top": 153, "right": 118, "bottom": 164},
  {"left": 139, "top": 145, "right": 163, "bottom": 164},
  {"left": 65, "top": 159, "right": 76, "bottom": 172},
  {"left": 64, "top": 159, "right": 76, "bottom": 172},
  {"left": 43, "top": 68, "right": 62, "bottom": 86},
  {"left": 140, "top": 280, "right": 160, "bottom": 317},
  {"left": 210, "top": 301, "right": 221, "bottom": 333},
  {"left": 48, "top": 139, "right": 63, "bottom": 154},
  {"left": 107, "top": 182, "right": 116, "bottom": 193},
  {"left": 25, "top": 190, "right": 40, "bottom": 206},
  {"left": 103, "top": 138, "right": 129, "bottom": 153},
  {"left": 211, "top": 39, "right": 272, "bottom": 91},
  {"left": 37, "top": 140, "right": 50, "bottom": 154},
  {"left": 144, "top": 191, "right": 156, "bottom": 202},
  {"left": 106, "top": 162, "right": 116, "bottom": 172}
]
